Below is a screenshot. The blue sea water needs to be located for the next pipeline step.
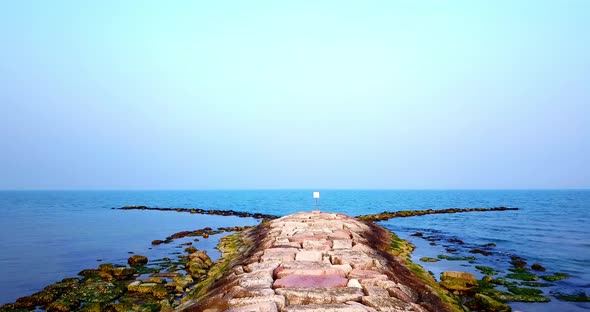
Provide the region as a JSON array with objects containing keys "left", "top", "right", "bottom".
[{"left": 0, "top": 190, "right": 588, "bottom": 311}]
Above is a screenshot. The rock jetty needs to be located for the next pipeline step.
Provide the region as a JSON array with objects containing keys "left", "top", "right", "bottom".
[{"left": 179, "top": 211, "right": 462, "bottom": 312}]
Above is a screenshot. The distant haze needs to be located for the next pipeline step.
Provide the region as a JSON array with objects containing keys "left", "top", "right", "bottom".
[{"left": 1, "top": 1, "right": 589, "bottom": 190}]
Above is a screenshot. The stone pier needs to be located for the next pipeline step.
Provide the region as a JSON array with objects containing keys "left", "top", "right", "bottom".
[{"left": 179, "top": 211, "right": 460, "bottom": 312}]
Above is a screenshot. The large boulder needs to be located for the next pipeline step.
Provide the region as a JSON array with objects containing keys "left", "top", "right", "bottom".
[{"left": 440, "top": 271, "right": 477, "bottom": 294}]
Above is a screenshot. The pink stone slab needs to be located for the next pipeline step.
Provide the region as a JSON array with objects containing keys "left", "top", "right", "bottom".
[{"left": 273, "top": 274, "right": 348, "bottom": 288}]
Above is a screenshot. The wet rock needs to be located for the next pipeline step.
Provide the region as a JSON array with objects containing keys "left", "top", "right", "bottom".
[
  {"left": 541, "top": 272, "right": 568, "bottom": 281},
  {"left": 472, "top": 293, "right": 511, "bottom": 312},
  {"left": 437, "top": 254, "right": 476, "bottom": 261},
  {"left": 440, "top": 271, "right": 477, "bottom": 293},
  {"left": 479, "top": 288, "right": 550, "bottom": 302},
  {"left": 419, "top": 257, "right": 439, "bottom": 262},
  {"left": 127, "top": 282, "right": 169, "bottom": 299},
  {"left": 185, "top": 246, "right": 198, "bottom": 254},
  {"left": 475, "top": 266, "right": 498, "bottom": 276},
  {"left": 506, "top": 272, "right": 538, "bottom": 281},
  {"left": 531, "top": 263, "right": 546, "bottom": 271},
  {"left": 510, "top": 256, "right": 527, "bottom": 268},
  {"left": 112, "top": 267, "right": 135, "bottom": 280},
  {"left": 151, "top": 240, "right": 165, "bottom": 245},
  {"left": 469, "top": 249, "right": 492, "bottom": 256},
  {"left": 98, "top": 263, "right": 114, "bottom": 273},
  {"left": 173, "top": 275, "right": 194, "bottom": 289},
  {"left": 78, "top": 269, "right": 99, "bottom": 277},
  {"left": 410, "top": 232, "right": 423, "bottom": 237},
  {"left": 551, "top": 291, "right": 590, "bottom": 302},
  {"left": 14, "top": 296, "right": 37, "bottom": 309},
  {"left": 128, "top": 255, "right": 148, "bottom": 267}
]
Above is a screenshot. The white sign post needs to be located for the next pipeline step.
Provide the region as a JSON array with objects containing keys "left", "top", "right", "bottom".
[{"left": 313, "top": 191, "right": 320, "bottom": 208}]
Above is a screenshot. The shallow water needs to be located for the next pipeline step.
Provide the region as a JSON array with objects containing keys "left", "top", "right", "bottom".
[{"left": 0, "top": 190, "right": 588, "bottom": 310}]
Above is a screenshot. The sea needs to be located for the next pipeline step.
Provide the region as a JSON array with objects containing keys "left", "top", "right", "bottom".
[{"left": 0, "top": 190, "right": 588, "bottom": 311}]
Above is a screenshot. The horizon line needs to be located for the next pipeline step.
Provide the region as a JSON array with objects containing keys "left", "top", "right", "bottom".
[{"left": 1, "top": 188, "right": 589, "bottom": 192}]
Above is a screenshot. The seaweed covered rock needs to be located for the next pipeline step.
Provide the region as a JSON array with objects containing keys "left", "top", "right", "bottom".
[
  {"left": 440, "top": 271, "right": 477, "bottom": 294},
  {"left": 471, "top": 293, "right": 511, "bottom": 312}
]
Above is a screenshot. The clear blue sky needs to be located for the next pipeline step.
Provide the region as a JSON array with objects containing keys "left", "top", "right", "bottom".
[{"left": 1, "top": 1, "right": 589, "bottom": 190}]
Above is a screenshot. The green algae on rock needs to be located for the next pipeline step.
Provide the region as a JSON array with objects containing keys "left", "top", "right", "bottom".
[
  {"left": 479, "top": 288, "right": 550, "bottom": 303},
  {"left": 437, "top": 254, "right": 476, "bottom": 261},
  {"left": 357, "top": 206, "right": 518, "bottom": 222},
  {"left": 506, "top": 272, "right": 539, "bottom": 281},
  {"left": 439, "top": 271, "right": 478, "bottom": 294},
  {"left": 118, "top": 205, "right": 279, "bottom": 220},
  {"left": 419, "top": 257, "right": 440, "bottom": 262},
  {"left": 552, "top": 291, "right": 590, "bottom": 302},
  {"left": 470, "top": 293, "right": 511, "bottom": 312},
  {"left": 541, "top": 272, "right": 569, "bottom": 281},
  {"left": 475, "top": 265, "right": 498, "bottom": 276}
]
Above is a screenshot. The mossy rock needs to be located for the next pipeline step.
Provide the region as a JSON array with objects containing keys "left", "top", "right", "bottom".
[
  {"left": 469, "top": 249, "right": 492, "bottom": 256},
  {"left": 476, "top": 279, "right": 495, "bottom": 290},
  {"left": 103, "top": 302, "right": 133, "bottom": 312},
  {"left": 489, "top": 277, "right": 512, "bottom": 286},
  {"left": 480, "top": 288, "right": 550, "bottom": 303},
  {"left": 507, "top": 285, "right": 543, "bottom": 296},
  {"left": 111, "top": 267, "right": 135, "bottom": 280},
  {"left": 508, "top": 267, "right": 529, "bottom": 273},
  {"left": 79, "top": 302, "right": 101, "bottom": 312},
  {"left": 520, "top": 281, "right": 553, "bottom": 287},
  {"left": 506, "top": 272, "right": 538, "bottom": 281},
  {"left": 127, "top": 282, "right": 169, "bottom": 300},
  {"left": 98, "top": 263, "right": 114, "bottom": 273},
  {"left": 552, "top": 291, "right": 590, "bottom": 302},
  {"left": 437, "top": 254, "right": 476, "bottom": 261},
  {"left": 134, "top": 303, "right": 161, "bottom": 312},
  {"left": 440, "top": 271, "right": 477, "bottom": 292},
  {"left": 541, "top": 273, "right": 568, "bottom": 281},
  {"left": 475, "top": 266, "right": 498, "bottom": 275},
  {"left": 472, "top": 293, "right": 511, "bottom": 312},
  {"left": 0, "top": 304, "right": 30, "bottom": 312},
  {"left": 419, "top": 257, "right": 440, "bottom": 262}
]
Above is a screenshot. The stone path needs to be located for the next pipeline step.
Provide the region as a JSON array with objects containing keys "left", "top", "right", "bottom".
[{"left": 182, "top": 211, "right": 453, "bottom": 312}]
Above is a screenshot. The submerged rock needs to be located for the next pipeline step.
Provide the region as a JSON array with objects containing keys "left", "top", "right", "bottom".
[
  {"left": 472, "top": 293, "right": 511, "bottom": 312},
  {"left": 531, "top": 263, "right": 546, "bottom": 271},
  {"left": 541, "top": 272, "right": 569, "bottom": 281},
  {"left": 506, "top": 272, "right": 538, "bottom": 281},
  {"left": 552, "top": 291, "right": 590, "bottom": 302}
]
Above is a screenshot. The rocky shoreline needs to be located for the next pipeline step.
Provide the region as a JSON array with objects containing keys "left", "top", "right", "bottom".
[{"left": 2, "top": 208, "right": 587, "bottom": 312}]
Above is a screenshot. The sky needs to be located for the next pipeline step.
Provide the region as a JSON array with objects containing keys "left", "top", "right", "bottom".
[{"left": 0, "top": 1, "right": 589, "bottom": 190}]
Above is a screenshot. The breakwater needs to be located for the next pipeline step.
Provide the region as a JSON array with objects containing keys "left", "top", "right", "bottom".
[
  {"left": 178, "top": 211, "right": 463, "bottom": 312},
  {"left": 117, "top": 206, "right": 518, "bottom": 223},
  {"left": 357, "top": 207, "right": 518, "bottom": 222}
]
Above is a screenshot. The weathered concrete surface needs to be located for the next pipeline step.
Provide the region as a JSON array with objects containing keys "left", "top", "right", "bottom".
[{"left": 178, "top": 211, "right": 461, "bottom": 312}]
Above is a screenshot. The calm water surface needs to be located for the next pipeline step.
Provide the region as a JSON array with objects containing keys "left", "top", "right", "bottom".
[{"left": 0, "top": 190, "right": 588, "bottom": 311}]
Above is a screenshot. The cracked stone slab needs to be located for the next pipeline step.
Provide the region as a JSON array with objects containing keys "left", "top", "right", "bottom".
[
  {"left": 275, "top": 287, "right": 363, "bottom": 305},
  {"left": 274, "top": 274, "right": 348, "bottom": 288}
]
